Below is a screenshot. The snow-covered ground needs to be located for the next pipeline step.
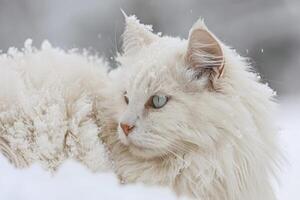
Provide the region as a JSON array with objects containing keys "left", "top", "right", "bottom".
[
  {"left": 0, "top": 97, "right": 299, "bottom": 200},
  {"left": 0, "top": 159, "right": 178, "bottom": 200}
]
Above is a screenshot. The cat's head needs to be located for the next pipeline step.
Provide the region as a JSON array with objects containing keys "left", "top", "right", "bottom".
[{"left": 112, "top": 14, "right": 243, "bottom": 159}]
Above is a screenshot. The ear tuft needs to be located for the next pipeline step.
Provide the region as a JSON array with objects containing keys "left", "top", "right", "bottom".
[
  {"left": 189, "top": 18, "right": 208, "bottom": 32},
  {"left": 122, "top": 13, "right": 158, "bottom": 56},
  {"left": 185, "top": 18, "right": 225, "bottom": 83}
]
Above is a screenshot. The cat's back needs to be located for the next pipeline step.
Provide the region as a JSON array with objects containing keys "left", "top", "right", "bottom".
[{"left": 0, "top": 40, "right": 111, "bottom": 171}]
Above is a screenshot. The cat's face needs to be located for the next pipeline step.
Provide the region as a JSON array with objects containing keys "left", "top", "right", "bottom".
[{"left": 114, "top": 15, "right": 226, "bottom": 159}]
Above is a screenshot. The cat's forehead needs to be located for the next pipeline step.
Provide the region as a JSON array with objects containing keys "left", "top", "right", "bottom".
[
  {"left": 127, "top": 63, "right": 168, "bottom": 96},
  {"left": 123, "top": 37, "right": 186, "bottom": 95}
]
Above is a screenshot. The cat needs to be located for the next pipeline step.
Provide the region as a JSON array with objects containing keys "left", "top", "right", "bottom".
[
  {"left": 0, "top": 13, "right": 281, "bottom": 200},
  {"left": 0, "top": 40, "right": 111, "bottom": 171},
  {"left": 101, "top": 14, "right": 282, "bottom": 200}
]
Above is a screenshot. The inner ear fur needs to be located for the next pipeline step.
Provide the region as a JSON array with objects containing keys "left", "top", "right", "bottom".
[{"left": 185, "top": 21, "right": 225, "bottom": 85}]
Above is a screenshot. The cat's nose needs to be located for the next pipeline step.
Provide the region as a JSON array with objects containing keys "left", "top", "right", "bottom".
[{"left": 120, "top": 123, "right": 135, "bottom": 136}]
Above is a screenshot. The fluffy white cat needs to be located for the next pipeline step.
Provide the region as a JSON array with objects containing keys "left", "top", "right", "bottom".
[
  {"left": 0, "top": 14, "right": 281, "bottom": 200},
  {"left": 103, "top": 15, "right": 281, "bottom": 200}
]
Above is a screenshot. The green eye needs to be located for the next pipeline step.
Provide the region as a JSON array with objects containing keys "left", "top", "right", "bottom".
[{"left": 151, "top": 95, "right": 168, "bottom": 109}]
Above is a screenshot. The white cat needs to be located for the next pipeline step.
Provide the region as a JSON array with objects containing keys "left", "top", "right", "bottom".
[
  {"left": 0, "top": 13, "right": 281, "bottom": 200},
  {"left": 102, "top": 14, "right": 281, "bottom": 200}
]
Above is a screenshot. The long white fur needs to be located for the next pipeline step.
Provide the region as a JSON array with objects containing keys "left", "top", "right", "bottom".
[
  {"left": 0, "top": 15, "right": 281, "bottom": 200},
  {"left": 0, "top": 40, "right": 111, "bottom": 171},
  {"left": 105, "top": 16, "right": 282, "bottom": 200}
]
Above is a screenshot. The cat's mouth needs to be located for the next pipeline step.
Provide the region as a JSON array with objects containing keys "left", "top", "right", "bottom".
[
  {"left": 117, "top": 128, "right": 169, "bottom": 158},
  {"left": 118, "top": 130, "right": 151, "bottom": 151}
]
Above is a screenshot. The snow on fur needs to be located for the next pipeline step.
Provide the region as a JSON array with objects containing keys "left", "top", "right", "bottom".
[{"left": 0, "top": 39, "right": 111, "bottom": 172}]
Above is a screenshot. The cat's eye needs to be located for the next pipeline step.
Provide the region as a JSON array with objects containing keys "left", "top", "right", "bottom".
[
  {"left": 124, "top": 92, "right": 129, "bottom": 104},
  {"left": 149, "top": 95, "right": 168, "bottom": 109}
]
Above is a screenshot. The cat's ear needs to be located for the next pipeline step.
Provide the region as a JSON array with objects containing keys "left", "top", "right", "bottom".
[
  {"left": 121, "top": 11, "right": 158, "bottom": 56},
  {"left": 185, "top": 19, "right": 225, "bottom": 83}
]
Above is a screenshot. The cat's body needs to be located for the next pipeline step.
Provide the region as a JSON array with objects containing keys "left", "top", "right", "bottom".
[
  {"left": 0, "top": 41, "right": 111, "bottom": 171},
  {"left": 0, "top": 15, "right": 280, "bottom": 200}
]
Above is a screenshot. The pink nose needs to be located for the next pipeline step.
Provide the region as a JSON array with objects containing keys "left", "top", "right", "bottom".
[{"left": 120, "top": 123, "right": 135, "bottom": 136}]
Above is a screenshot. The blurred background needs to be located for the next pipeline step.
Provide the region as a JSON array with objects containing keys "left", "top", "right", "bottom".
[{"left": 0, "top": 0, "right": 299, "bottom": 97}]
